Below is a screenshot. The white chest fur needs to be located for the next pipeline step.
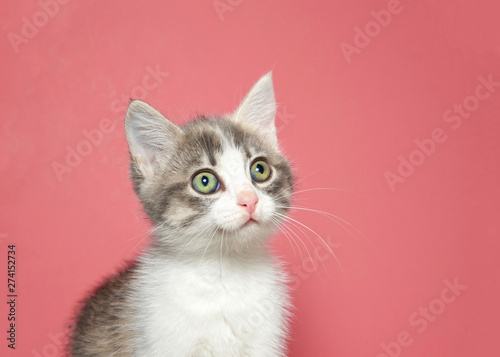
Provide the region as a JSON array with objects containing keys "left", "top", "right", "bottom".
[{"left": 131, "top": 254, "right": 290, "bottom": 357}]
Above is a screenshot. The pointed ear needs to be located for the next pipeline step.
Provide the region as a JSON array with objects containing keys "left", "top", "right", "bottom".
[
  {"left": 233, "top": 72, "right": 278, "bottom": 147},
  {"left": 125, "top": 100, "right": 182, "bottom": 178}
]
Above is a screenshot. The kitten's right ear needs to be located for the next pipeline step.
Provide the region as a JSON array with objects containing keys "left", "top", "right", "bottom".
[
  {"left": 233, "top": 72, "right": 278, "bottom": 148},
  {"left": 125, "top": 100, "right": 182, "bottom": 178}
]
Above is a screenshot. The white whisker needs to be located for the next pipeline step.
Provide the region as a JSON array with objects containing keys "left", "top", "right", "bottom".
[
  {"left": 126, "top": 220, "right": 170, "bottom": 255},
  {"left": 277, "top": 205, "right": 367, "bottom": 243},
  {"left": 275, "top": 212, "right": 346, "bottom": 277},
  {"left": 275, "top": 213, "right": 327, "bottom": 273},
  {"left": 278, "top": 218, "right": 316, "bottom": 269},
  {"left": 201, "top": 226, "right": 219, "bottom": 261},
  {"left": 174, "top": 222, "right": 217, "bottom": 263},
  {"left": 274, "top": 187, "right": 361, "bottom": 202},
  {"left": 271, "top": 217, "right": 299, "bottom": 258}
]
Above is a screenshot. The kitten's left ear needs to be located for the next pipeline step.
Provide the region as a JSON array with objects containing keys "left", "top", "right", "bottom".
[
  {"left": 233, "top": 72, "right": 278, "bottom": 147},
  {"left": 125, "top": 100, "right": 182, "bottom": 179}
]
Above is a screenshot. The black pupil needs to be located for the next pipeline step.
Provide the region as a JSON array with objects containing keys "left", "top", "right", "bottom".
[
  {"left": 256, "top": 163, "right": 264, "bottom": 174},
  {"left": 201, "top": 176, "right": 209, "bottom": 186}
]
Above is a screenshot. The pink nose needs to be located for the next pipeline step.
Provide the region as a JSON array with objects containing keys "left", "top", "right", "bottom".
[{"left": 238, "top": 191, "right": 258, "bottom": 216}]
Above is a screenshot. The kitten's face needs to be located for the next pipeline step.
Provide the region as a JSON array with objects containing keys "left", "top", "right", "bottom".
[{"left": 125, "top": 73, "right": 293, "bottom": 254}]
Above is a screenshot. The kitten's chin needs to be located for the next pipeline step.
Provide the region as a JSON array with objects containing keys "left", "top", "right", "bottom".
[
  {"left": 237, "top": 219, "right": 277, "bottom": 241},
  {"left": 241, "top": 218, "right": 258, "bottom": 228}
]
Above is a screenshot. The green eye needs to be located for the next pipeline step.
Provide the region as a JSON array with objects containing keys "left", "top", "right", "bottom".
[
  {"left": 192, "top": 172, "right": 220, "bottom": 194},
  {"left": 250, "top": 160, "right": 271, "bottom": 182}
]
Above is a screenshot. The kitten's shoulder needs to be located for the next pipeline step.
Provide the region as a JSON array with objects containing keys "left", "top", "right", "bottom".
[
  {"left": 86, "top": 260, "right": 138, "bottom": 301},
  {"left": 70, "top": 261, "right": 138, "bottom": 356}
]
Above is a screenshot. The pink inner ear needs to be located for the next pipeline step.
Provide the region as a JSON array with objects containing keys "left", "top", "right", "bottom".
[{"left": 233, "top": 74, "right": 277, "bottom": 130}]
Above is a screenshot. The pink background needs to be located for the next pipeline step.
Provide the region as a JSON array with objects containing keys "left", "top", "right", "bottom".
[{"left": 1, "top": 0, "right": 500, "bottom": 356}]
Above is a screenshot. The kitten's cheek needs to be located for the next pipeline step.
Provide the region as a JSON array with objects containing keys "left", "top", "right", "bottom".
[{"left": 253, "top": 198, "right": 275, "bottom": 224}]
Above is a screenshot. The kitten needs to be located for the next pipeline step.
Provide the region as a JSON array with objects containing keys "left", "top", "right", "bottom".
[{"left": 71, "top": 73, "right": 294, "bottom": 357}]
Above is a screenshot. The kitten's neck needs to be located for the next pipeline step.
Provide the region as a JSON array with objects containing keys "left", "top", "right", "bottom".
[
  {"left": 149, "top": 228, "right": 273, "bottom": 260},
  {"left": 148, "top": 230, "right": 272, "bottom": 263}
]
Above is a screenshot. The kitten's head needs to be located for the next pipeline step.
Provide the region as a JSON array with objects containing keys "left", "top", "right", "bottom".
[{"left": 124, "top": 73, "right": 293, "bottom": 254}]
